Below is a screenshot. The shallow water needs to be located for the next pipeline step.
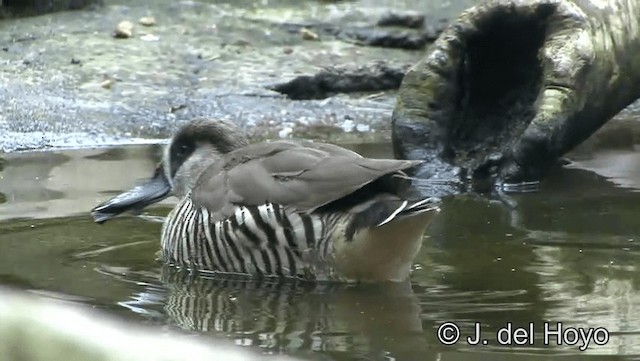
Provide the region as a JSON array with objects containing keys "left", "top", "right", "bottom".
[{"left": 2, "top": 133, "right": 640, "bottom": 360}]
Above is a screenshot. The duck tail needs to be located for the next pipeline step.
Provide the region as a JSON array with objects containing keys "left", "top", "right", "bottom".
[
  {"left": 343, "top": 195, "right": 440, "bottom": 243},
  {"left": 376, "top": 197, "right": 440, "bottom": 227}
]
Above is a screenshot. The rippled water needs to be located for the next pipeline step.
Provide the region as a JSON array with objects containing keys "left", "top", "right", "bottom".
[{"left": 1, "top": 131, "right": 640, "bottom": 360}]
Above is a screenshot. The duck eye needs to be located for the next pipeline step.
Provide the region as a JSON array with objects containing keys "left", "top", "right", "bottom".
[
  {"left": 175, "top": 142, "right": 193, "bottom": 155},
  {"left": 169, "top": 141, "right": 196, "bottom": 177}
]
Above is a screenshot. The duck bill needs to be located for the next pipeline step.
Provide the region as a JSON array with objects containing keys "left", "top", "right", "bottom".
[{"left": 91, "top": 165, "right": 171, "bottom": 224}]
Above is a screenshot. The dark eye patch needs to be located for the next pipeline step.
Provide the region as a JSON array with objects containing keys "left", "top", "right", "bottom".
[{"left": 169, "top": 137, "right": 196, "bottom": 178}]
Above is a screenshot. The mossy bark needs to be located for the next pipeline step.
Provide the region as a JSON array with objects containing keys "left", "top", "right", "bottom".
[{"left": 392, "top": 0, "right": 640, "bottom": 188}]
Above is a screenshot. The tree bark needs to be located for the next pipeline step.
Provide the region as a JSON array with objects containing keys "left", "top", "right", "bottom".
[{"left": 392, "top": 0, "right": 640, "bottom": 190}]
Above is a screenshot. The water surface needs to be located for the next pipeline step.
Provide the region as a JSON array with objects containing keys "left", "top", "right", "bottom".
[{"left": 1, "top": 134, "right": 640, "bottom": 360}]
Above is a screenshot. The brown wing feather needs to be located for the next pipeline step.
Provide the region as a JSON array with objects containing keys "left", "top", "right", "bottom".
[{"left": 191, "top": 140, "right": 422, "bottom": 222}]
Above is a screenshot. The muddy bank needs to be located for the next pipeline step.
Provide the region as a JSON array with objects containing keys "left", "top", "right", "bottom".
[{"left": 0, "top": 0, "right": 476, "bottom": 152}]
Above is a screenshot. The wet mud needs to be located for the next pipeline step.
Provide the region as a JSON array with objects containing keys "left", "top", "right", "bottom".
[{"left": 0, "top": 0, "right": 475, "bottom": 153}]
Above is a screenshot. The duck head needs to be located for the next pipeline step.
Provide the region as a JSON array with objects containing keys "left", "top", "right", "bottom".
[{"left": 91, "top": 118, "right": 248, "bottom": 223}]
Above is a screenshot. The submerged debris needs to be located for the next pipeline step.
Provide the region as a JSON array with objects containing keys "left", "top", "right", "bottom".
[
  {"left": 113, "top": 20, "right": 134, "bottom": 38},
  {"left": 338, "top": 28, "right": 436, "bottom": 49},
  {"left": 270, "top": 61, "right": 410, "bottom": 100},
  {"left": 377, "top": 11, "right": 425, "bottom": 29},
  {"left": 169, "top": 104, "right": 188, "bottom": 113}
]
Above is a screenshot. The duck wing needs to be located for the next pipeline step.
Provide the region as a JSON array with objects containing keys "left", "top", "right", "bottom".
[{"left": 191, "top": 140, "right": 422, "bottom": 222}]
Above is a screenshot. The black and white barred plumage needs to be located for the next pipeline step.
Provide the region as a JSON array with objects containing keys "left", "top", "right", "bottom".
[
  {"left": 161, "top": 195, "right": 437, "bottom": 281},
  {"left": 162, "top": 197, "right": 327, "bottom": 278}
]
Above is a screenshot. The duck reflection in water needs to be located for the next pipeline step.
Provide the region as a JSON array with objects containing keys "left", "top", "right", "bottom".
[{"left": 113, "top": 265, "right": 428, "bottom": 360}]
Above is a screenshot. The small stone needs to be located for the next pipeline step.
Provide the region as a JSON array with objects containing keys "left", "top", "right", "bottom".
[
  {"left": 113, "top": 21, "right": 134, "bottom": 39},
  {"left": 139, "top": 16, "right": 156, "bottom": 26},
  {"left": 140, "top": 34, "right": 160, "bottom": 42},
  {"left": 283, "top": 47, "right": 293, "bottom": 54},
  {"left": 278, "top": 127, "right": 293, "bottom": 138},
  {"left": 300, "top": 28, "right": 319, "bottom": 41},
  {"left": 100, "top": 79, "right": 115, "bottom": 89}
]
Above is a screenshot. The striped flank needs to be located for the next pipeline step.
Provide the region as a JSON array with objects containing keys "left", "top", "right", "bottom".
[
  {"left": 160, "top": 193, "right": 437, "bottom": 280},
  {"left": 161, "top": 196, "right": 325, "bottom": 278}
]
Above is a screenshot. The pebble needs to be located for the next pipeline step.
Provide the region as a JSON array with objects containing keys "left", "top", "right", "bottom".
[
  {"left": 100, "top": 79, "right": 115, "bottom": 89},
  {"left": 355, "top": 123, "right": 370, "bottom": 132},
  {"left": 113, "top": 21, "right": 134, "bottom": 39},
  {"left": 140, "top": 34, "right": 160, "bottom": 42},
  {"left": 300, "top": 28, "right": 319, "bottom": 41},
  {"left": 139, "top": 16, "right": 156, "bottom": 26},
  {"left": 278, "top": 126, "right": 293, "bottom": 138}
]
